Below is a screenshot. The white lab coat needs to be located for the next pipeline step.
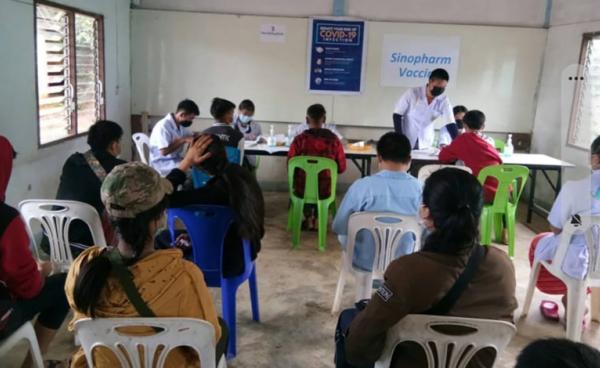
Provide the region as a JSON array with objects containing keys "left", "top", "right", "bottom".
[{"left": 394, "top": 86, "right": 454, "bottom": 149}]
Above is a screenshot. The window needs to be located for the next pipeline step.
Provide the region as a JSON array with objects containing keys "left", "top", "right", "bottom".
[
  {"left": 567, "top": 33, "right": 600, "bottom": 150},
  {"left": 35, "top": 1, "right": 105, "bottom": 146}
]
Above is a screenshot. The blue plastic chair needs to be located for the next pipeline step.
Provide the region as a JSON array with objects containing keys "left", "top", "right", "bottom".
[
  {"left": 191, "top": 147, "right": 241, "bottom": 188},
  {"left": 167, "top": 205, "right": 260, "bottom": 359}
]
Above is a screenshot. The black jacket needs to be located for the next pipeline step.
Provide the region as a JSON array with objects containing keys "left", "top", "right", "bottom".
[
  {"left": 55, "top": 150, "right": 125, "bottom": 246},
  {"left": 203, "top": 125, "right": 244, "bottom": 148}
]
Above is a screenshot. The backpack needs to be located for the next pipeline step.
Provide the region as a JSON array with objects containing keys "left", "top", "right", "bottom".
[{"left": 0, "top": 202, "right": 19, "bottom": 338}]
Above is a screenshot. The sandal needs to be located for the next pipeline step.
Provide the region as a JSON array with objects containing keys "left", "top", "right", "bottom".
[{"left": 540, "top": 300, "right": 560, "bottom": 322}]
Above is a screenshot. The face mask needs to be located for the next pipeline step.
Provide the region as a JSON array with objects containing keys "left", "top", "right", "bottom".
[
  {"left": 180, "top": 120, "right": 193, "bottom": 128},
  {"left": 455, "top": 119, "right": 463, "bottom": 129},
  {"left": 238, "top": 114, "right": 253, "bottom": 124},
  {"left": 431, "top": 86, "right": 445, "bottom": 97}
]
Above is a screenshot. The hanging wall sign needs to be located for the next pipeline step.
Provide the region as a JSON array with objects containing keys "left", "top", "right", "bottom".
[
  {"left": 381, "top": 35, "right": 460, "bottom": 87},
  {"left": 307, "top": 18, "right": 366, "bottom": 94}
]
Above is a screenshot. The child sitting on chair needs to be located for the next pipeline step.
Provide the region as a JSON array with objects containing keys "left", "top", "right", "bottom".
[
  {"left": 438, "top": 110, "right": 502, "bottom": 203},
  {"left": 233, "top": 99, "right": 262, "bottom": 141},
  {"left": 288, "top": 104, "right": 346, "bottom": 230},
  {"left": 332, "top": 132, "right": 421, "bottom": 272},
  {"left": 233, "top": 99, "right": 261, "bottom": 170},
  {"left": 203, "top": 97, "right": 244, "bottom": 149},
  {"left": 528, "top": 135, "right": 600, "bottom": 328}
]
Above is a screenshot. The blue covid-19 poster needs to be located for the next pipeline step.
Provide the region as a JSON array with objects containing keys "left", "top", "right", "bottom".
[{"left": 307, "top": 18, "right": 366, "bottom": 94}]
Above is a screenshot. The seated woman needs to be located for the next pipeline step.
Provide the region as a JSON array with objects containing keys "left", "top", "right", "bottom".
[
  {"left": 0, "top": 136, "right": 69, "bottom": 368},
  {"left": 52, "top": 120, "right": 125, "bottom": 253},
  {"left": 65, "top": 162, "right": 226, "bottom": 366},
  {"left": 342, "top": 168, "right": 517, "bottom": 368},
  {"left": 528, "top": 136, "right": 600, "bottom": 325},
  {"left": 160, "top": 135, "right": 265, "bottom": 278}
]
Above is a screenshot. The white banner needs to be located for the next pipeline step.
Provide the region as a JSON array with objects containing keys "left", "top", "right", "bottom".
[{"left": 380, "top": 35, "right": 461, "bottom": 87}]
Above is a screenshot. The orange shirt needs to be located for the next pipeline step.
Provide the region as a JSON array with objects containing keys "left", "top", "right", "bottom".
[{"left": 65, "top": 246, "right": 220, "bottom": 368}]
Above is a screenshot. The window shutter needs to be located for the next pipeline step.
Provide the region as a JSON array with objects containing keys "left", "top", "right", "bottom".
[
  {"left": 568, "top": 36, "right": 600, "bottom": 149},
  {"left": 75, "top": 13, "right": 103, "bottom": 134},
  {"left": 591, "top": 39, "right": 600, "bottom": 141},
  {"left": 36, "top": 4, "right": 74, "bottom": 145}
]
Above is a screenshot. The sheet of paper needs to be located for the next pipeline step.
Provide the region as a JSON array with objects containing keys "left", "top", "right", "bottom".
[{"left": 260, "top": 24, "right": 286, "bottom": 43}]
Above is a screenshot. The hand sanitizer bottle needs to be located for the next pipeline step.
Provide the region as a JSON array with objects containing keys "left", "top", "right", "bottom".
[
  {"left": 504, "top": 134, "right": 514, "bottom": 156},
  {"left": 267, "top": 125, "right": 276, "bottom": 147}
]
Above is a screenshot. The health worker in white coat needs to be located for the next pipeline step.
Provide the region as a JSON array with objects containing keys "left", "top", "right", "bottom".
[{"left": 392, "top": 68, "right": 454, "bottom": 149}]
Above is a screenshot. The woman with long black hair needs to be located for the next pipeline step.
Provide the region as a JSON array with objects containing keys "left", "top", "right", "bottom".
[
  {"left": 65, "top": 162, "right": 226, "bottom": 367},
  {"left": 162, "top": 134, "right": 265, "bottom": 277},
  {"left": 341, "top": 168, "right": 517, "bottom": 368}
]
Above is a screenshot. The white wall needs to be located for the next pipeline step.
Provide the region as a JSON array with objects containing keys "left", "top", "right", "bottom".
[
  {"left": 131, "top": 10, "right": 546, "bottom": 132},
  {"left": 131, "top": 5, "right": 546, "bottom": 188},
  {"left": 0, "top": 0, "right": 131, "bottom": 207},
  {"left": 346, "top": 0, "right": 546, "bottom": 27},
  {"left": 137, "top": 0, "right": 548, "bottom": 27},
  {"left": 551, "top": 0, "right": 600, "bottom": 26},
  {"left": 531, "top": 2, "right": 600, "bottom": 206}
]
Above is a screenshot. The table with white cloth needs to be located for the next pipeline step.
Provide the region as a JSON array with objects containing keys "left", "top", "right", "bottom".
[{"left": 245, "top": 142, "right": 575, "bottom": 223}]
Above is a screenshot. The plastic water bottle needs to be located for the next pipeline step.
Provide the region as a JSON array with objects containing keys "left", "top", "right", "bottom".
[
  {"left": 267, "top": 125, "right": 276, "bottom": 147},
  {"left": 286, "top": 124, "right": 294, "bottom": 146},
  {"left": 504, "top": 134, "right": 514, "bottom": 156}
]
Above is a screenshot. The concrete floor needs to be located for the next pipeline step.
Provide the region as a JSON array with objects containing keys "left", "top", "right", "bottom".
[{"left": 4, "top": 191, "right": 600, "bottom": 367}]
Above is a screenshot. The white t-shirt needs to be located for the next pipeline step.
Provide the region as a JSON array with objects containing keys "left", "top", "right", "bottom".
[
  {"left": 534, "top": 170, "right": 600, "bottom": 279},
  {"left": 394, "top": 86, "right": 454, "bottom": 149},
  {"left": 149, "top": 113, "right": 192, "bottom": 176}
]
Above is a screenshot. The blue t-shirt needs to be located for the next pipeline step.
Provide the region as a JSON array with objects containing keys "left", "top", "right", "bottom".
[{"left": 332, "top": 170, "right": 422, "bottom": 271}]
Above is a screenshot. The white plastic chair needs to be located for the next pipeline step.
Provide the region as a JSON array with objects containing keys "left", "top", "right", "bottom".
[
  {"left": 521, "top": 215, "right": 600, "bottom": 341},
  {"left": 18, "top": 200, "right": 107, "bottom": 271},
  {"left": 331, "top": 212, "right": 421, "bottom": 314},
  {"left": 417, "top": 165, "right": 472, "bottom": 185},
  {"left": 0, "top": 321, "right": 44, "bottom": 368},
  {"left": 132, "top": 133, "right": 151, "bottom": 165},
  {"left": 374, "top": 314, "right": 516, "bottom": 368},
  {"left": 74, "top": 318, "right": 226, "bottom": 368}
]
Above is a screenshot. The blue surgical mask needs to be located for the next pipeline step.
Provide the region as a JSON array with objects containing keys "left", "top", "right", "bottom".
[{"left": 238, "top": 114, "right": 253, "bottom": 124}]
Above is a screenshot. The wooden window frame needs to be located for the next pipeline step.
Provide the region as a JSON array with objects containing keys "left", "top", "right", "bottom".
[
  {"left": 567, "top": 31, "right": 600, "bottom": 151},
  {"left": 34, "top": 0, "right": 106, "bottom": 148}
]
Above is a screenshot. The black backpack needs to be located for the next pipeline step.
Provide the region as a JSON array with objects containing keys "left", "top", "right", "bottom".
[{"left": 0, "top": 202, "right": 18, "bottom": 338}]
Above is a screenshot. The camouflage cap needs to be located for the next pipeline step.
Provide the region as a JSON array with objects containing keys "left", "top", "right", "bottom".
[{"left": 101, "top": 162, "right": 173, "bottom": 218}]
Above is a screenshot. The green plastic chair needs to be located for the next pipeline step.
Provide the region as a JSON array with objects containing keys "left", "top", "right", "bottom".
[
  {"left": 477, "top": 164, "right": 529, "bottom": 257},
  {"left": 494, "top": 138, "right": 506, "bottom": 153},
  {"left": 287, "top": 156, "right": 338, "bottom": 251}
]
